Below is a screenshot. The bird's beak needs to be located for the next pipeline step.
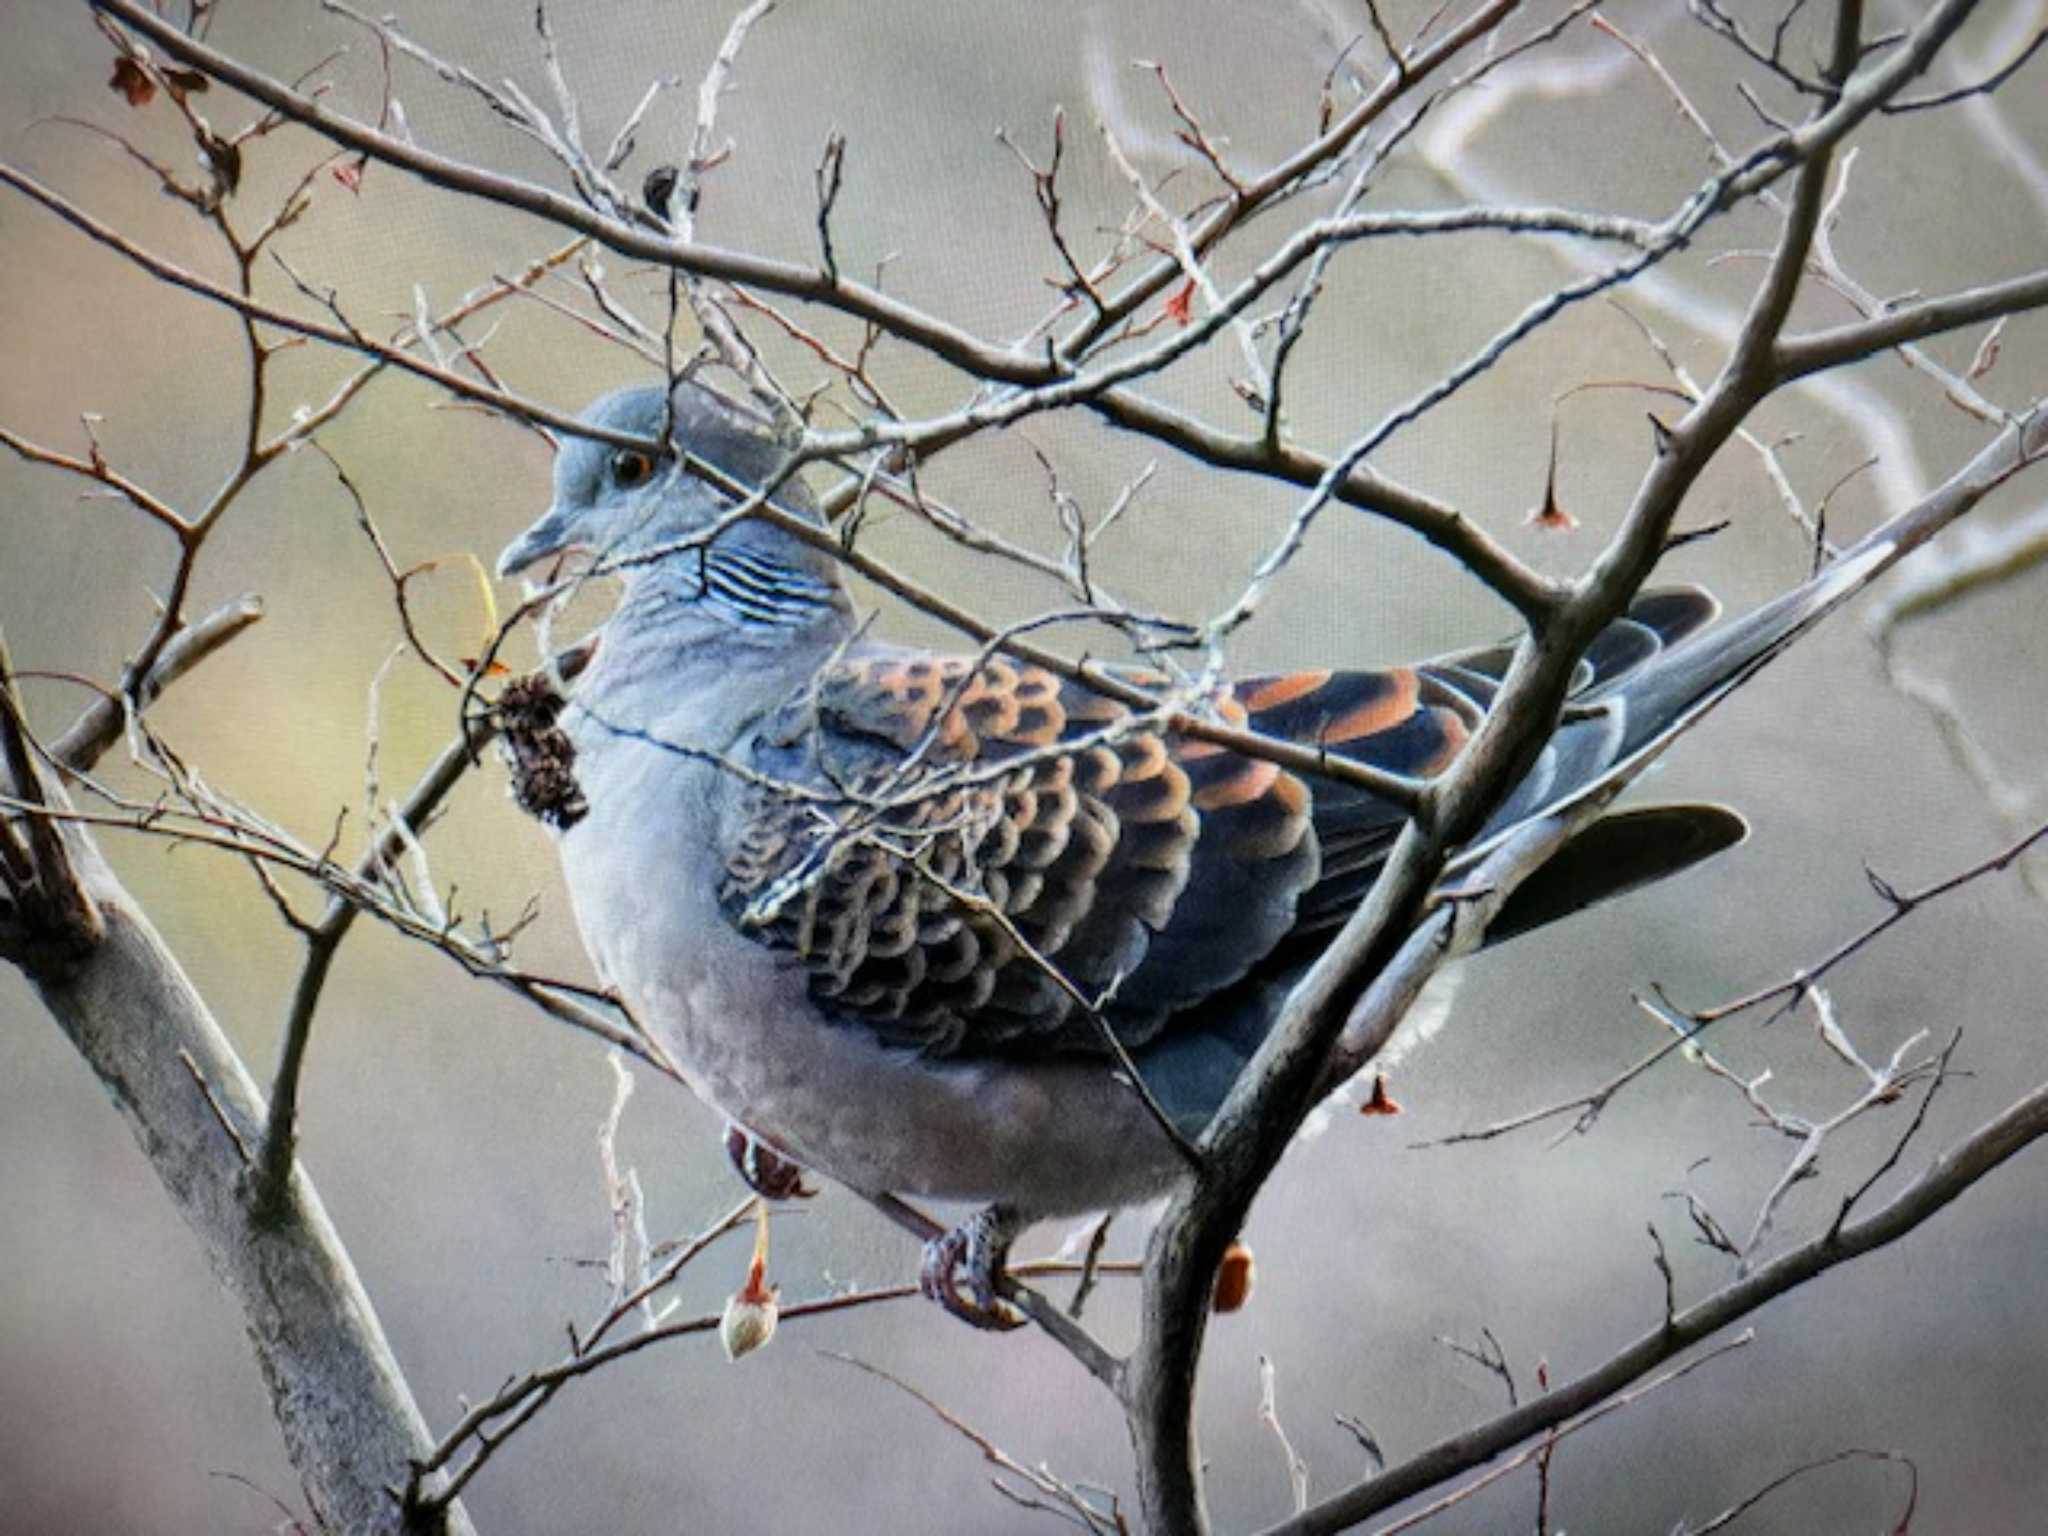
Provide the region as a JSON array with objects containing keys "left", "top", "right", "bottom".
[{"left": 496, "top": 503, "right": 582, "bottom": 579}]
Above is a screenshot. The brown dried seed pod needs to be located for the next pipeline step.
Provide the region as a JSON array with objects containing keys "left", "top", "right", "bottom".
[
  {"left": 1212, "top": 1239, "right": 1255, "bottom": 1314},
  {"left": 496, "top": 673, "right": 588, "bottom": 829}
]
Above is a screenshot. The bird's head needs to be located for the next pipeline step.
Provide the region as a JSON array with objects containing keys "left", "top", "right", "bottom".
[{"left": 495, "top": 383, "right": 827, "bottom": 588}]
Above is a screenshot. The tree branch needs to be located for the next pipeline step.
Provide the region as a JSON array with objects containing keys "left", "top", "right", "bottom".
[
  {"left": 0, "top": 161, "right": 658, "bottom": 453},
  {"left": 1124, "top": 3, "right": 2032, "bottom": 1518},
  {"left": 1775, "top": 267, "right": 2048, "bottom": 384},
  {"left": 91, "top": 0, "right": 1042, "bottom": 385},
  {"left": 14, "top": 853, "right": 475, "bottom": 1534},
  {"left": 51, "top": 593, "right": 265, "bottom": 774},
  {"left": 1257, "top": 1072, "right": 2048, "bottom": 1535},
  {"left": 0, "top": 628, "right": 103, "bottom": 956},
  {"left": 76, "top": 0, "right": 1579, "bottom": 617}
]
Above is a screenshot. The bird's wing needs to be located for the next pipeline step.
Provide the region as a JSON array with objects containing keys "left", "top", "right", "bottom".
[
  {"left": 717, "top": 589, "right": 1722, "bottom": 1061},
  {"left": 1284, "top": 584, "right": 1726, "bottom": 939}
]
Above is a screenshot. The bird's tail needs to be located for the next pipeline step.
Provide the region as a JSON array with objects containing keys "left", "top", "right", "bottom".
[
  {"left": 1602, "top": 534, "right": 1895, "bottom": 763},
  {"left": 1458, "top": 529, "right": 1901, "bottom": 932}
]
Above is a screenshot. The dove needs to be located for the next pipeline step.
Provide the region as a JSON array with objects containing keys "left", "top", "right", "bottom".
[{"left": 498, "top": 380, "right": 1865, "bottom": 1326}]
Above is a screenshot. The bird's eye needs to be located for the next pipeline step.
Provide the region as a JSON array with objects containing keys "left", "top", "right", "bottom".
[{"left": 611, "top": 450, "right": 657, "bottom": 488}]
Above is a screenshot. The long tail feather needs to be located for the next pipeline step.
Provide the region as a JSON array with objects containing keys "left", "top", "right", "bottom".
[{"left": 1606, "top": 539, "right": 1893, "bottom": 760}]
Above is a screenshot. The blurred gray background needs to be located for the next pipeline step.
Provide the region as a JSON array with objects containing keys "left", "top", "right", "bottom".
[{"left": 3, "top": 1, "right": 2045, "bottom": 1531}]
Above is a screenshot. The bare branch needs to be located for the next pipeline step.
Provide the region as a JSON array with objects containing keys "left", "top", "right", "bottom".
[
  {"left": 51, "top": 594, "right": 264, "bottom": 774},
  {"left": 418, "top": 1217, "right": 1137, "bottom": 1513},
  {"left": 22, "top": 872, "right": 476, "bottom": 1531},
  {"left": 1130, "top": 6, "right": 2033, "bottom": 1518},
  {"left": 18, "top": 5, "right": 2048, "bottom": 1529},
  {"left": 0, "top": 160, "right": 659, "bottom": 452},
  {"left": 1885, "top": 23, "right": 2047, "bottom": 113},
  {"left": 827, "top": 1350, "right": 1128, "bottom": 1534},
  {"left": 1257, "top": 1355, "right": 1312, "bottom": 1516},
  {"left": 1260, "top": 1074, "right": 2048, "bottom": 1534},
  {"left": 1777, "top": 267, "right": 2048, "bottom": 383},
  {"left": 1676, "top": 1447, "right": 1917, "bottom": 1534},
  {"left": 1428, "top": 810, "right": 2048, "bottom": 1150},
  {"left": 1360, "top": 1333, "right": 1755, "bottom": 1536},
  {"left": 94, "top": 0, "right": 1038, "bottom": 384},
  {"left": 0, "top": 419, "right": 191, "bottom": 537}
]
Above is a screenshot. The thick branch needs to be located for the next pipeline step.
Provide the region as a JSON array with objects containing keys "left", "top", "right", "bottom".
[
  {"left": 1223, "top": 390, "right": 2048, "bottom": 1527},
  {"left": 18, "top": 853, "right": 473, "bottom": 1535}
]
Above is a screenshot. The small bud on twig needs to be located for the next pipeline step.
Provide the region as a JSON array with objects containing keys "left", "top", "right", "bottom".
[
  {"left": 1526, "top": 413, "right": 1578, "bottom": 531},
  {"left": 1359, "top": 1074, "right": 1402, "bottom": 1116},
  {"left": 720, "top": 1203, "right": 779, "bottom": 1361}
]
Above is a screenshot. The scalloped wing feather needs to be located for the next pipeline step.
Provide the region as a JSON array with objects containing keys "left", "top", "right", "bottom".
[{"left": 717, "top": 587, "right": 1722, "bottom": 1062}]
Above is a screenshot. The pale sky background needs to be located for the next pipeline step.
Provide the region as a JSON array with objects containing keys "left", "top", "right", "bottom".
[{"left": 2, "top": 2, "right": 2046, "bottom": 1532}]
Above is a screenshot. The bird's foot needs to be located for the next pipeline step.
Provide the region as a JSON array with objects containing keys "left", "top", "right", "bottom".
[
  {"left": 724, "top": 1125, "right": 816, "bottom": 1201},
  {"left": 919, "top": 1203, "right": 1026, "bottom": 1331}
]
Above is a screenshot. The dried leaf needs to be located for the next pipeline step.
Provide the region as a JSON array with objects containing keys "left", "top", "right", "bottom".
[
  {"left": 332, "top": 156, "right": 366, "bottom": 195},
  {"left": 408, "top": 550, "right": 503, "bottom": 666},
  {"left": 109, "top": 58, "right": 155, "bottom": 108},
  {"left": 447, "top": 549, "right": 501, "bottom": 643},
  {"left": 163, "top": 67, "right": 209, "bottom": 99}
]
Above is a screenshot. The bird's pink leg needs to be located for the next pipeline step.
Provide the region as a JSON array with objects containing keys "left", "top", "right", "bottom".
[{"left": 919, "top": 1203, "right": 1026, "bottom": 1330}]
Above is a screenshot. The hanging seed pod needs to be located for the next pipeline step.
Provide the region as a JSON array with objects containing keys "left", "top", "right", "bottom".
[
  {"left": 1212, "top": 1238, "right": 1255, "bottom": 1314},
  {"left": 720, "top": 1202, "right": 780, "bottom": 1361}
]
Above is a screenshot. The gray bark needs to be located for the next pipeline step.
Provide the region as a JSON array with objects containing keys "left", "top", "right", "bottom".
[{"left": 24, "top": 843, "right": 473, "bottom": 1536}]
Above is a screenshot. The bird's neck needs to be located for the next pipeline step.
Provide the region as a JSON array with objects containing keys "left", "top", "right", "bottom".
[
  {"left": 617, "top": 535, "right": 849, "bottom": 635},
  {"left": 572, "top": 541, "right": 853, "bottom": 750}
]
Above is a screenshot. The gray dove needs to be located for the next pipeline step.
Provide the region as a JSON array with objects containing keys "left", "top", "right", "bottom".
[{"left": 496, "top": 380, "right": 1869, "bottom": 1327}]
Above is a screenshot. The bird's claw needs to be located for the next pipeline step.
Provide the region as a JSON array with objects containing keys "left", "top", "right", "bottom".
[{"left": 918, "top": 1205, "right": 1025, "bottom": 1331}]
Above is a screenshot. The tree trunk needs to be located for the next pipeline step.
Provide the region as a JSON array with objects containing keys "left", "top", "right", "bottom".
[{"left": 25, "top": 849, "right": 473, "bottom": 1536}]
